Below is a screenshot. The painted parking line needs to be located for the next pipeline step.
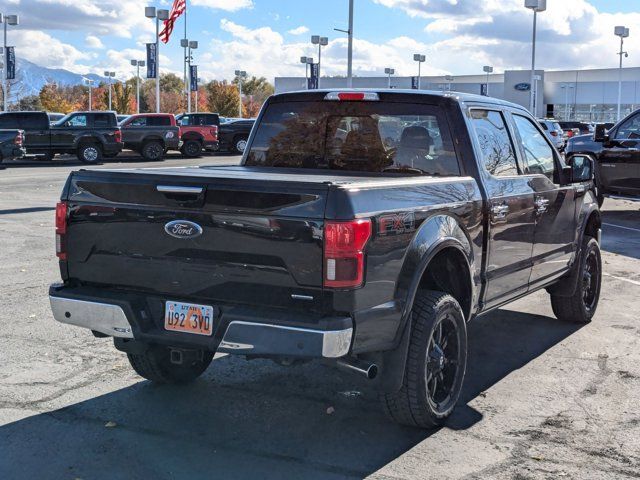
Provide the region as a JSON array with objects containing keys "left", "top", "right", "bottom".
[
  {"left": 604, "top": 272, "right": 640, "bottom": 287},
  {"left": 603, "top": 222, "right": 640, "bottom": 234}
]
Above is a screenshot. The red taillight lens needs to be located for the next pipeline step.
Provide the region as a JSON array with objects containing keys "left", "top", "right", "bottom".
[
  {"left": 14, "top": 132, "right": 23, "bottom": 145},
  {"left": 55, "top": 202, "right": 68, "bottom": 260},
  {"left": 210, "top": 128, "right": 217, "bottom": 138},
  {"left": 338, "top": 92, "right": 366, "bottom": 101},
  {"left": 114, "top": 129, "right": 122, "bottom": 143},
  {"left": 324, "top": 219, "right": 372, "bottom": 288}
]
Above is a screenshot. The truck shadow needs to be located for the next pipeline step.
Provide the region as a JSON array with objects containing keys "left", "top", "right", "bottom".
[
  {"left": 0, "top": 309, "right": 581, "bottom": 480},
  {"left": 601, "top": 207, "right": 640, "bottom": 260}
]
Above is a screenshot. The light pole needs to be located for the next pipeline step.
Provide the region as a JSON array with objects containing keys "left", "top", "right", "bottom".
[
  {"left": 384, "top": 68, "right": 395, "bottom": 88},
  {"left": 1, "top": 14, "right": 19, "bottom": 112},
  {"left": 615, "top": 26, "right": 630, "bottom": 122},
  {"left": 413, "top": 54, "right": 425, "bottom": 89},
  {"left": 561, "top": 84, "right": 575, "bottom": 121},
  {"left": 85, "top": 79, "right": 95, "bottom": 111},
  {"left": 188, "top": 40, "right": 197, "bottom": 113},
  {"left": 104, "top": 71, "right": 115, "bottom": 111},
  {"left": 525, "top": 0, "right": 546, "bottom": 116},
  {"left": 235, "top": 70, "right": 247, "bottom": 118},
  {"left": 131, "top": 60, "right": 145, "bottom": 113},
  {"left": 334, "top": 0, "right": 354, "bottom": 87},
  {"left": 145, "top": 6, "right": 169, "bottom": 113},
  {"left": 483, "top": 65, "right": 493, "bottom": 96},
  {"left": 311, "top": 35, "right": 328, "bottom": 89}
]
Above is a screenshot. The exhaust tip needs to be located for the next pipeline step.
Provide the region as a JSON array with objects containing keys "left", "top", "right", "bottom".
[{"left": 366, "top": 363, "right": 379, "bottom": 380}]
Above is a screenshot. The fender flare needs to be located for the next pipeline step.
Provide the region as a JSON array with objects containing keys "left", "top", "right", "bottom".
[
  {"left": 181, "top": 132, "right": 204, "bottom": 143},
  {"left": 74, "top": 135, "right": 103, "bottom": 149}
]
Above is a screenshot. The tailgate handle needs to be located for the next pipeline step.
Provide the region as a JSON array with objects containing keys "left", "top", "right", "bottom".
[{"left": 156, "top": 185, "right": 204, "bottom": 195}]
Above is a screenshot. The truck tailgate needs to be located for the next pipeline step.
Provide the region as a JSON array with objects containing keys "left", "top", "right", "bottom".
[{"left": 63, "top": 167, "right": 328, "bottom": 310}]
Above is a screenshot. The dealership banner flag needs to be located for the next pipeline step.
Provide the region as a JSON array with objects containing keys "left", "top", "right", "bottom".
[
  {"left": 481, "top": 84, "right": 488, "bottom": 96},
  {"left": 190, "top": 65, "right": 198, "bottom": 92},
  {"left": 308, "top": 63, "right": 319, "bottom": 90},
  {"left": 146, "top": 43, "right": 157, "bottom": 79},
  {"left": 411, "top": 76, "right": 418, "bottom": 90},
  {"left": 5, "top": 47, "right": 15, "bottom": 80}
]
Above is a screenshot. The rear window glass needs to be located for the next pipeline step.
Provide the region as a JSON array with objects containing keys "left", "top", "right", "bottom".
[
  {"left": 92, "top": 114, "right": 112, "bottom": 127},
  {"left": 148, "top": 116, "right": 172, "bottom": 126},
  {"left": 0, "top": 113, "right": 17, "bottom": 128},
  {"left": 19, "top": 113, "right": 48, "bottom": 129},
  {"left": 245, "top": 101, "right": 459, "bottom": 176}
]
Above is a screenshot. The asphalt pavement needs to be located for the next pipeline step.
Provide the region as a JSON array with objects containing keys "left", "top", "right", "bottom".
[{"left": 0, "top": 154, "right": 639, "bottom": 479}]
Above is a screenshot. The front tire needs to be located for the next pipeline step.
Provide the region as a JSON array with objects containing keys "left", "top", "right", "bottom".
[
  {"left": 127, "top": 345, "right": 213, "bottom": 384},
  {"left": 550, "top": 237, "right": 601, "bottom": 324},
  {"left": 381, "top": 291, "right": 468, "bottom": 429},
  {"left": 77, "top": 143, "right": 102, "bottom": 164},
  {"left": 181, "top": 140, "right": 202, "bottom": 158}
]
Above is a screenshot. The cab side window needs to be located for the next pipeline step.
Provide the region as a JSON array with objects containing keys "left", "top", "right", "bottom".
[
  {"left": 129, "top": 116, "right": 148, "bottom": 127},
  {"left": 68, "top": 115, "right": 88, "bottom": 127},
  {"left": 615, "top": 113, "right": 640, "bottom": 139},
  {"left": 512, "top": 115, "right": 555, "bottom": 182},
  {"left": 93, "top": 114, "right": 112, "bottom": 127},
  {"left": 470, "top": 109, "right": 519, "bottom": 177}
]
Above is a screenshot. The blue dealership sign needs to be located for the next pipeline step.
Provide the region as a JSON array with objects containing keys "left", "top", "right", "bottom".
[
  {"left": 514, "top": 82, "right": 531, "bottom": 92},
  {"left": 411, "top": 76, "right": 419, "bottom": 90},
  {"left": 190, "top": 65, "right": 198, "bottom": 92},
  {"left": 5, "top": 47, "right": 15, "bottom": 80},
  {"left": 481, "top": 84, "right": 488, "bottom": 96},
  {"left": 308, "top": 63, "right": 319, "bottom": 89},
  {"left": 146, "top": 43, "right": 157, "bottom": 79}
]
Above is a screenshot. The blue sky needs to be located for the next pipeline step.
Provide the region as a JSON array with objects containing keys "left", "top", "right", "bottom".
[{"left": 6, "top": 0, "right": 640, "bottom": 82}]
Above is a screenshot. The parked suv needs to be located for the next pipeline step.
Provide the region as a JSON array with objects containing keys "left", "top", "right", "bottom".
[
  {"left": 0, "top": 111, "right": 123, "bottom": 163},
  {"left": 119, "top": 113, "right": 181, "bottom": 161},
  {"left": 565, "top": 109, "right": 640, "bottom": 205},
  {"left": 51, "top": 90, "right": 601, "bottom": 429},
  {"left": 175, "top": 113, "right": 219, "bottom": 157},
  {"left": 538, "top": 119, "right": 565, "bottom": 151}
]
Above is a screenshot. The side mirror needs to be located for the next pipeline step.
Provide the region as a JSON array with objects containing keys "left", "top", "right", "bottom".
[
  {"left": 568, "top": 155, "right": 593, "bottom": 183},
  {"left": 593, "top": 124, "right": 608, "bottom": 143}
]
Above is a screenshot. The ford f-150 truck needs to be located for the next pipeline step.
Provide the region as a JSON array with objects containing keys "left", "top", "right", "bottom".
[
  {"left": 565, "top": 109, "right": 640, "bottom": 206},
  {"left": 0, "top": 111, "right": 123, "bottom": 163},
  {"left": 49, "top": 90, "right": 602, "bottom": 429},
  {"left": 118, "top": 113, "right": 181, "bottom": 161}
]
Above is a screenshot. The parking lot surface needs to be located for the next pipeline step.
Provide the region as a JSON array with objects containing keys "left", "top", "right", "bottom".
[{"left": 0, "top": 155, "right": 639, "bottom": 479}]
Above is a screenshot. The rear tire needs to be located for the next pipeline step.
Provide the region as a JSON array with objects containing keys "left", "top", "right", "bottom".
[
  {"left": 181, "top": 140, "right": 202, "bottom": 158},
  {"left": 77, "top": 143, "right": 102, "bottom": 164},
  {"left": 127, "top": 345, "right": 213, "bottom": 384},
  {"left": 381, "top": 291, "right": 467, "bottom": 429},
  {"left": 141, "top": 141, "right": 164, "bottom": 161},
  {"left": 232, "top": 136, "right": 248, "bottom": 154},
  {"left": 550, "top": 237, "right": 601, "bottom": 324}
]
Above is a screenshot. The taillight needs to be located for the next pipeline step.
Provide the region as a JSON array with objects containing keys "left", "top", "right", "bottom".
[
  {"left": 323, "top": 219, "right": 372, "bottom": 288},
  {"left": 114, "top": 129, "right": 122, "bottom": 143},
  {"left": 55, "top": 202, "right": 68, "bottom": 260},
  {"left": 550, "top": 131, "right": 558, "bottom": 137},
  {"left": 210, "top": 128, "right": 218, "bottom": 138},
  {"left": 14, "top": 132, "right": 23, "bottom": 146}
]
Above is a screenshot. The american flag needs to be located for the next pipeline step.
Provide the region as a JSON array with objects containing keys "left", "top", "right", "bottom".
[{"left": 159, "top": 0, "right": 186, "bottom": 44}]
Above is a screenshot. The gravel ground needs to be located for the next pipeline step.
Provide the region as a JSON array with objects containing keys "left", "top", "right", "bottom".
[{"left": 0, "top": 154, "right": 638, "bottom": 479}]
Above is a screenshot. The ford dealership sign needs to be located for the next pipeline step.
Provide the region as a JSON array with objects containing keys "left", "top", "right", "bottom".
[{"left": 514, "top": 83, "right": 531, "bottom": 92}]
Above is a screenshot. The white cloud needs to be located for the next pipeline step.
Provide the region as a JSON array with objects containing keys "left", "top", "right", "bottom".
[
  {"left": 288, "top": 26, "right": 309, "bottom": 35},
  {"left": 190, "top": 0, "right": 253, "bottom": 11},
  {"left": 85, "top": 35, "right": 104, "bottom": 49},
  {"left": 12, "top": 30, "right": 91, "bottom": 71}
]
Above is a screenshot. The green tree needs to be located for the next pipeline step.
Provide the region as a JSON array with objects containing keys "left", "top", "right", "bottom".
[
  {"left": 11, "top": 95, "right": 43, "bottom": 111},
  {"left": 205, "top": 80, "right": 240, "bottom": 117}
]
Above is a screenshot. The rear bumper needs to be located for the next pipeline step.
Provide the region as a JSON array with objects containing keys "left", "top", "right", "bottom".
[
  {"left": 49, "top": 285, "right": 353, "bottom": 359},
  {"left": 1, "top": 146, "right": 25, "bottom": 160},
  {"left": 204, "top": 141, "right": 219, "bottom": 151}
]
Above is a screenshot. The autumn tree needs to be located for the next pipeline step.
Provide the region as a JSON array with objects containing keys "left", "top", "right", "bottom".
[
  {"left": 39, "top": 84, "right": 76, "bottom": 113},
  {"left": 11, "top": 95, "right": 43, "bottom": 111},
  {"left": 205, "top": 80, "right": 240, "bottom": 117}
]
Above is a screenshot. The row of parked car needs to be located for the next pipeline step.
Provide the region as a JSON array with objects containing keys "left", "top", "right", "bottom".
[
  {"left": 537, "top": 119, "right": 614, "bottom": 152},
  {"left": 0, "top": 110, "right": 255, "bottom": 164}
]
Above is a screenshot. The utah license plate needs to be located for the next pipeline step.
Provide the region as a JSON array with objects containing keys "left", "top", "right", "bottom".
[{"left": 164, "top": 301, "right": 214, "bottom": 336}]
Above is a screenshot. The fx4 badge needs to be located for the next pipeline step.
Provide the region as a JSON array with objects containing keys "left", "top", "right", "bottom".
[
  {"left": 378, "top": 212, "right": 415, "bottom": 236},
  {"left": 164, "top": 220, "right": 203, "bottom": 239}
]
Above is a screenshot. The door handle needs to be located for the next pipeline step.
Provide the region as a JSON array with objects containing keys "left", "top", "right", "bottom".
[
  {"left": 491, "top": 204, "right": 509, "bottom": 223},
  {"left": 534, "top": 197, "right": 549, "bottom": 214},
  {"left": 156, "top": 185, "right": 204, "bottom": 195}
]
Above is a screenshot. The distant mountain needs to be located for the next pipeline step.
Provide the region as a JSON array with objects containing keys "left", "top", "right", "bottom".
[{"left": 8, "top": 58, "right": 108, "bottom": 101}]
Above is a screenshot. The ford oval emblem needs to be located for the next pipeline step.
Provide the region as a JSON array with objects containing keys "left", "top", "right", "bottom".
[
  {"left": 514, "top": 82, "right": 531, "bottom": 92},
  {"left": 164, "top": 220, "right": 203, "bottom": 239}
]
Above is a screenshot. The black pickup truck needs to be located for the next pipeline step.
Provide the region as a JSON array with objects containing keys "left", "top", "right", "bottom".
[
  {"left": 0, "top": 111, "right": 123, "bottom": 164},
  {"left": 118, "top": 113, "right": 181, "bottom": 161},
  {"left": 0, "top": 129, "right": 25, "bottom": 163},
  {"left": 50, "top": 90, "right": 601, "bottom": 428},
  {"left": 565, "top": 110, "right": 640, "bottom": 206},
  {"left": 218, "top": 118, "right": 255, "bottom": 154}
]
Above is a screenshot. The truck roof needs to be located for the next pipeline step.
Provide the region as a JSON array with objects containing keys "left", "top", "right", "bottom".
[{"left": 270, "top": 88, "right": 527, "bottom": 112}]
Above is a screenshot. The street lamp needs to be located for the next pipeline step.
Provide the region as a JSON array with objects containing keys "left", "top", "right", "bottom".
[
  {"left": 525, "top": 0, "right": 546, "bottom": 115},
  {"left": 85, "top": 78, "right": 95, "bottom": 111},
  {"left": 146, "top": 6, "right": 169, "bottom": 113},
  {"left": 561, "top": 84, "right": 575, "bottom": 121},
  {"left": 300, "top": 56, "right": 312, "bottom": 89},
  {"left": 181, "top": 40, "right": 198, "bottom": 113},
  {"left": 131, "top": 60, "right": 145, "bottom": 113},
  {"left": 615, "top": 25, "right": 630, "bottom": 122},
  {"left": 384, "top": 68, "right": 395, "bottom": 89},
  {"left": 311, "top": 35, "right": 328, "bottom": 89},
  {"left": 413, "top": 54, "right": 425, "bottom": 89},
  {"left": 1, "top": 13, "right": 19, "bottom": 112},
  {"left": 104, "top": 71, "right": 115, "bottom": 111},
  {"left": 333, "top": 0, "right": 354, "bottom": 87},
  {"left": 483, "top": 66, "right": 493, "bottom": 96},
  {"left": 235, "top": 70, "right": 247, "bottom": 118}
]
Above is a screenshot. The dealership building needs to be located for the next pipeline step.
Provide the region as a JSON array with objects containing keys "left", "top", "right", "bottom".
[{"left": 275, "top": 67, "right": 640, "bottom": 123}]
